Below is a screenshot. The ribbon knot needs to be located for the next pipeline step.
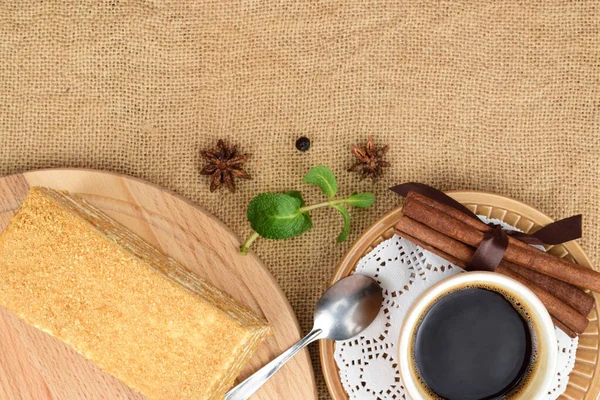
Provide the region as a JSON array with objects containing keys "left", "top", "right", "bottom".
[
  {"left": 390, "top": 182, "right": 582, "bottom": 273},
  {"left": 470, "top": 225, "right": 508, "bottom": 272}
]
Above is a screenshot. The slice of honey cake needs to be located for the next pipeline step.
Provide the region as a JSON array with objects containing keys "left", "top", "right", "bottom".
[{"left": 0, "top": 187, "right": 270, "bottom": 399}]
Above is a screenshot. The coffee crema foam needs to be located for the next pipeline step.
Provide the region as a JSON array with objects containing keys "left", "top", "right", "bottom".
[{"left": 409, "top": 283, "right": 541, "bottom": 400}]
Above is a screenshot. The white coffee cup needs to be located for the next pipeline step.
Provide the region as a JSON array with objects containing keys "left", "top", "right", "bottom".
[{"left": 398, "top": 272, "right": 557, "bottom": 399}]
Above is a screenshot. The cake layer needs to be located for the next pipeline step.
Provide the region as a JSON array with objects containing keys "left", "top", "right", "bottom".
[{"left": 0, "top": 187, "right": 270, "bottom": 399}]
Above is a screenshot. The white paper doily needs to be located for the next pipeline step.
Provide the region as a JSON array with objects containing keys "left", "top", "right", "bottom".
[{"left": 334, "top": 217, "right": 578, "bottom": 400}]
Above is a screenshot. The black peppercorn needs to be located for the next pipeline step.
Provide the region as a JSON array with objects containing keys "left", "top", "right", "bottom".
[{"left": 295, "top": 136, "right": 311, "bottom": 152}]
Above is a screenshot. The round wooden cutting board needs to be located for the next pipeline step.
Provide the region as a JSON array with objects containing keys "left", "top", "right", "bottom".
[{"left": 0, "top": 169, "right": 317, "bottom": 400}]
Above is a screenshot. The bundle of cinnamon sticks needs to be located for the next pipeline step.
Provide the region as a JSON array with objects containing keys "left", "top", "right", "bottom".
[{"left": 395, "top": 191, "right": 597, "bottom": 338}]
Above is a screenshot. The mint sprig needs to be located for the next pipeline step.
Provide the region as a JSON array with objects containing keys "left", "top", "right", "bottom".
[{"left": 240, "top": 166, "right": 375, "bottom": 255}]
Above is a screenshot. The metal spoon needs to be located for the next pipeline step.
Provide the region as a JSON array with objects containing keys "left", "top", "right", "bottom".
[{"left": 225, "top": 274, "right": 383, "bottom": 400}]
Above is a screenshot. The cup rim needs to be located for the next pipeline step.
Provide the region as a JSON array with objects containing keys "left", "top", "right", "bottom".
[{"left": 398, "top": 271, "right": 558, "bottom": 399}]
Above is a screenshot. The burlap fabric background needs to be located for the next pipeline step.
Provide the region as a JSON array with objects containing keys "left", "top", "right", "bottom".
[{"left": 1, "top": 1, "right": 599, "bottom": 398}]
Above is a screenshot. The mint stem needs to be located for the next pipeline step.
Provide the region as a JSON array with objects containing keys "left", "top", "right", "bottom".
[
  {"left": 240, "top": 231, "right": 260, "bottom": 255},
  {"left": 299, "top": 198, "right": 347, "bottom": 213}
]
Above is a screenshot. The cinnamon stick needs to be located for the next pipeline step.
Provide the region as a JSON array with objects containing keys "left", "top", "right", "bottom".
[
  {"left": 396, "top": 217, "right": 589, "bottom": 334},
  {"left": 501, "top": 261, "right": 594, "bottom": 317},
  {"left": 407, "top": 191, "right": 547, "bottom": 254},
  {"left": 406, "top": 192, "right": 524, "bottom": 245},
  {"left": 397, "top": 216, "right": 474, "bottom": 263},
  {"left": 402, "top": 197, "right": 600, "bottom": 293},
  {"left": 552, "top": 317, "right": 577, "bottom": 338},
  {"left": 398, "top": 231, "right": 468, "bottom": 268}
]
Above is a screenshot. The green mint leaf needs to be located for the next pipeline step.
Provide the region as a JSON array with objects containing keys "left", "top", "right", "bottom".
[
  {"left": 333, "top": 205, "right": 351, "bottom": 242},
  {"left": 346, "top": 192, "right": 375, "bottom": 208},
  {"left": 284, "top": 190, "right": 306, "bottom": 207},
  {"left": 247, "top": 193, "right": 312, "bottom": 240},
  {"left": 303, "top": 166, "right": 338, "bottom": 199}
]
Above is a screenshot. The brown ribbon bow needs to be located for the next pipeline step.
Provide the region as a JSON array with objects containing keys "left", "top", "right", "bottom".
[{"left": 389, "top": 182, "right": 582, "bottom": 272}]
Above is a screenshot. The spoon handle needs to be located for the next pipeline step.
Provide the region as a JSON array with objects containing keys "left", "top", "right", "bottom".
[{"left": 224, "top": 328, "right": 323, "bottom": 400}]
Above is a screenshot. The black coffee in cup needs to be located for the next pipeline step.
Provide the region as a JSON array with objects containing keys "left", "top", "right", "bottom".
[{"left": 412, "top": 285, "right": 536, "bottom": 400}]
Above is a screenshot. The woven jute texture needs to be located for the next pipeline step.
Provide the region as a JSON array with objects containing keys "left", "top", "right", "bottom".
[{"left": 1, "top": 1, "right": 599, "bottom": 398}]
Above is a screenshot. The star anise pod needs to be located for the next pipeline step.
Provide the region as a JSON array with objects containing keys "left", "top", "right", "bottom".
[
  {"left": 200, "top": 139, "right": 251, "bottom": 192},
  {"left": 348, "top": 136, "right": 389, "bottom": 181}
]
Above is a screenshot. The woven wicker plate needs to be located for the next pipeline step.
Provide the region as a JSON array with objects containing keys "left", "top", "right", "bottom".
[{"left": 320, "top": 190, "right": 600, "bottom": 400}]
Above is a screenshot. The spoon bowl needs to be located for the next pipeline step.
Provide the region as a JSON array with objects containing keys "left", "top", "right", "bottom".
[{"left": 314, "top": 274, "right": 383, "bottom": 340}]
